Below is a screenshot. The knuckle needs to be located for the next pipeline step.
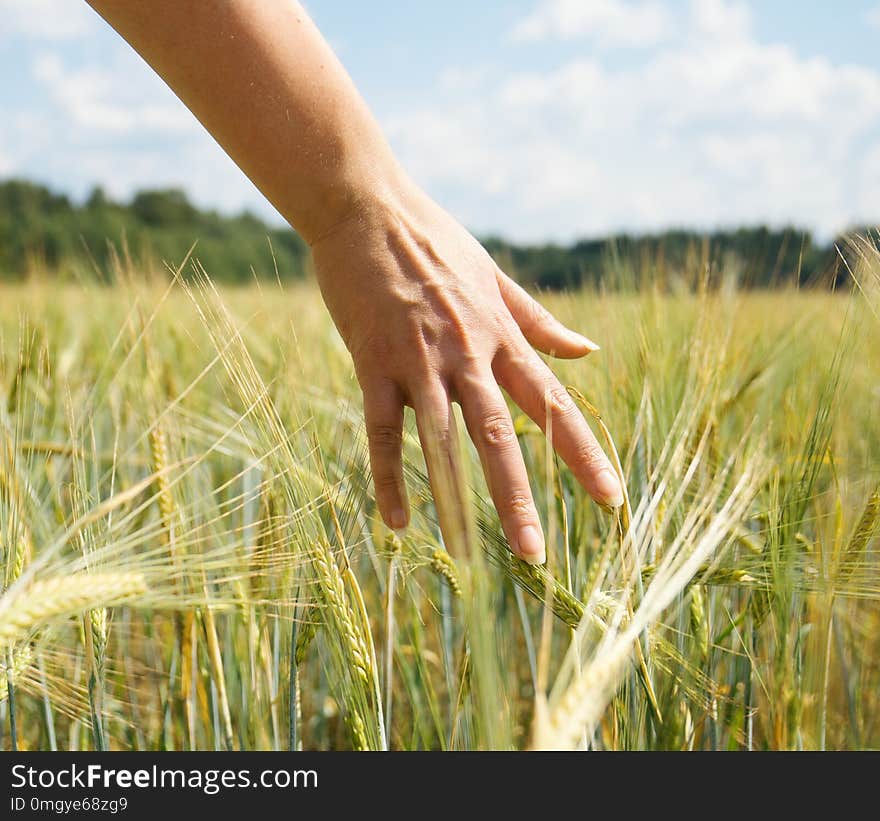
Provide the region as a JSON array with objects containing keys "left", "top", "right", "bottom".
[
  {"left": 545, "top": 384, "right": 576, "bottom": 417},
  {"left": 495, "top": 316, "right": 523, "bottom": 353},
  {"left": 504, "top": 493, "right": 535, "bottom": 518},
  {"left": 455, "top": 345, "right": 483, "bottom": 372},
  {"left": 575, "top": 439, "right": 608, "bottom": 471},
  {"left": 479, "top": 412, "right": 516, "bottom": 448},
  {"left": 368, "top": 424, "right": 402, "bottom": 450}
]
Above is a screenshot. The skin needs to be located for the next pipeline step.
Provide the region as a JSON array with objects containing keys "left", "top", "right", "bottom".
[{"left": 85, "top": 0, "right": 624, "bottom": 565}]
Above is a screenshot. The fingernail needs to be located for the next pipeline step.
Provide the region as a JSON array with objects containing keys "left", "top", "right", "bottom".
[
  {"left": 595, "top": 469, "right": 625, "bottom": 508},
  {"left": 393, "top": 527, "right": 408, "bottom": 541},
  {"left": 516, "top": 524, "right": 546, "bottom": 565},
  {"left": 571, "top": 331, "right": 600, "bottom": 352},
  {"left": 389, "top": 508, "right": 408, "bottom": 530}
]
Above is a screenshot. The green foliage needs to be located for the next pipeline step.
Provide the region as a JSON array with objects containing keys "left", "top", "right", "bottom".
[
  {"left": 484, "top": 226, "right": 852, "bottom": 290},
  {"left": 0, "top": 179, "right": 309, "bottom": 283},
  {"left": 1, "top": 178, "right": 871, "bottom": 288}
]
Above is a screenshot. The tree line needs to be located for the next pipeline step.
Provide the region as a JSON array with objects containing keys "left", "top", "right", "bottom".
[{"left": 0, "top": 178, "right": 867, "bottom": 288}]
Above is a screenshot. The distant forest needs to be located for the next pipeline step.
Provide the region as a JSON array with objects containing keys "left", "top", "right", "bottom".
[{"left": 0, "top": 178, "right": 869, "bottom": 288}]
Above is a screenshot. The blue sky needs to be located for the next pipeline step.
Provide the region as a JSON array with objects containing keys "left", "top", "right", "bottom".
[{"left": 2, "top": 0, "right": 880, "bottom": 243}]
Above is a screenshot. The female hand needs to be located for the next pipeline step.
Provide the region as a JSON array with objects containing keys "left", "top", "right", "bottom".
[{"left": 312, "top": 181, "right": 624, "bottom": 565}]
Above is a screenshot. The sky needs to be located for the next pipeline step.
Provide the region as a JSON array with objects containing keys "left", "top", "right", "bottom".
[{"left": 1, "top": 0, "right": 880, "bottom": 243}]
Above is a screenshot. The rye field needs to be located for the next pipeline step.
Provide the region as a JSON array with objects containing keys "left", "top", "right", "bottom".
[{"left": 1, "top": 243, "right": 879, "bottom": 751}]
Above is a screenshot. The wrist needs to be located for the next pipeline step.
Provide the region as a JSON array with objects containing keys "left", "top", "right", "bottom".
[{"left": 291, "top": 151, "right": 415, "bottom": 248}]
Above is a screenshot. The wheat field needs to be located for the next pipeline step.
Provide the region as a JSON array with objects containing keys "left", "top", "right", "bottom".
[{"left": 1, "top": 242, "right": 879, "bottom": 751}]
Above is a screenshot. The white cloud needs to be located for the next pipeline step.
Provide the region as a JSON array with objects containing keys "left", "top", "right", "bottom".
[
  {"left": 691, "top": 0, "right": 751, "bottom": 41},
  {"left": 387, "top": 0, "right": 880, "bottom": 241},
  {"left": 0, "top": 0, "right": 95, "bottom": 40},
  {"left": 32, "top": 54, "right": 196, "bottom": 135},
  {"left": 509, "top": 0, "right": 672, "bottom": 47},
  {"left": 13, "top": 47, "right": 279, "bottom": 223}
]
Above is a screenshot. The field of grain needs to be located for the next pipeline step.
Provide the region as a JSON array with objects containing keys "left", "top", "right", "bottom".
[{"left": 1, "top": 247, "right": 879, "bottom": 750}]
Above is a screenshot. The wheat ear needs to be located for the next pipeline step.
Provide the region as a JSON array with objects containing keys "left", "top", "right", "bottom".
[{"left": 0, "top": 573, "right": 148, "bottom": 645}]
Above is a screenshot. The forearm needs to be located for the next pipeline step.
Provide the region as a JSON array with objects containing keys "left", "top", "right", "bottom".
[{"left": 86, "top": 0, "right": 405, "bottom": 244}]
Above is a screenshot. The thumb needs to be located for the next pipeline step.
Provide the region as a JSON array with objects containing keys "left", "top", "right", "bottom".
[{"left": 495, "top": 269, "right": 599, "bottom": 359}]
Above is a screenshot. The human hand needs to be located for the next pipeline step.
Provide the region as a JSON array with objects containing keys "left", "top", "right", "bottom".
[{"left": 311, "top": 181, "right": 624, "bottom": 565}]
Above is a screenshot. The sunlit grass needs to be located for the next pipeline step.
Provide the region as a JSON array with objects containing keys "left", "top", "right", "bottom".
[{"left": 1, "top": 242, "right": 878, "bottom": 750}]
